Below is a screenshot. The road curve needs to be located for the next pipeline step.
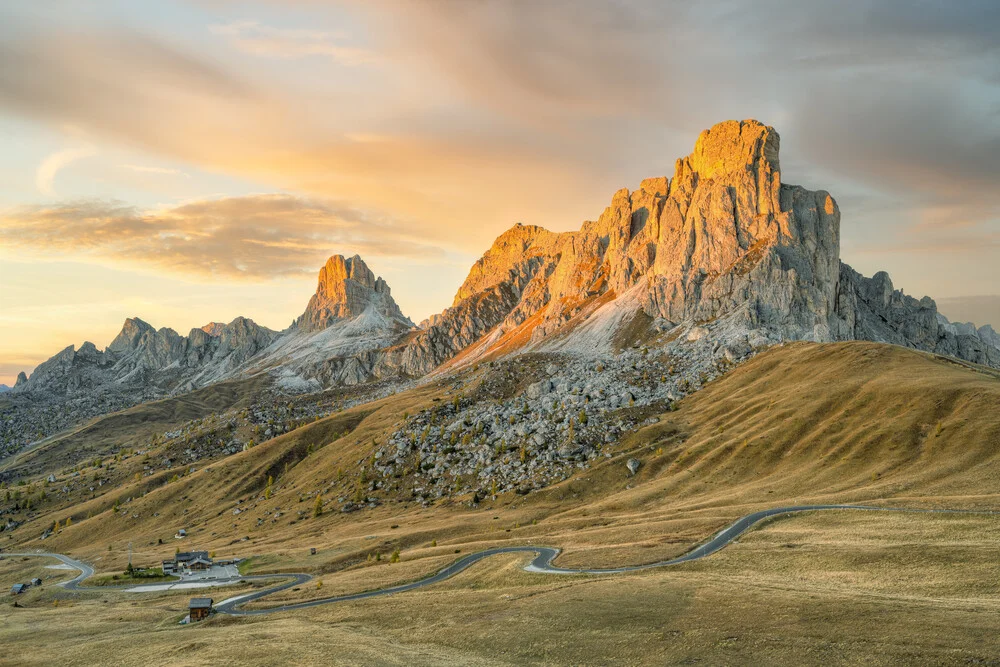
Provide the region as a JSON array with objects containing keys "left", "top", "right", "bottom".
[{"left": 8, "top": 505, "right": 998, "bottom": 616}]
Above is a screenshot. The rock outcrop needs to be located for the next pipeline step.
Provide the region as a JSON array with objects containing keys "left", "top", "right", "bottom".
[
  {"left": 13, "top": 316, "right": 279, "bottom": 399},
  {"left": 835, "top": 265, "right": 1000, "bottom": 367},
  {"left": 10, "top": 254, "right": 417, "bottom": 410},
  {"left": 295, "top": 255, "right": 412, "bottom": 331},
  {"left": 6, "top": 119, "right": 999, "bottom": 461},
  {"left": 387, "top": 119, "right": 996, "bottom": 373},
  {"left": 388, "top": 120, "right": 842, "bottom": 373}
]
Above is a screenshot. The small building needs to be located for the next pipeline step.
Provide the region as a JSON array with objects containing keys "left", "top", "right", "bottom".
[
  {"left": 10, "top": 583, "right": 27, "bottom": 595},
  {"left": 175, "top": 528, "right": 187, "bottom": 538},
  {"left": 162, "top": 560, "right": 179, "bottom": 574},
  {"left": 189, "top": 598, "right": 213, "bottom": 622},
  {"left": 30, "top": 578, "right": 42, "bottom": 586},
  {"left": 188, "top": 556, "right": 213, "bottom": 571},
  {"left": 176, "top": 551, "right": 209, "bottom": 564}
]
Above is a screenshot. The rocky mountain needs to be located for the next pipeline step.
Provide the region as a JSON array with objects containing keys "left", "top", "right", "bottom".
[
  {"left": 239, "top": 254, "right": 415, "bottom": 391},
  {"left": 1, "top": 255, "right": 415, "bottom": 453},
  {"left": 0, "top": 385, "right": 9, "bottom": 394},
  {"left": 835, "top": 266, "right": 1000, "bottom": 367},
  {"left": 295, "top": 254, "right": 412, "bottom": 331},
  {"left": 385, "top": 119, "right": 999, "bottom": 375},
  {"left": 12, "top": 316, "right": 279, "bottom": 399},
  {"left": 5, "top": 119, "right": 999, "bottom": 459},
  {"left": 9, "top": 253, "right": 415, "bottom": 400}
]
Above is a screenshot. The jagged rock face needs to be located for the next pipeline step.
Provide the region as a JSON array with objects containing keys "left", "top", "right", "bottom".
[
  {"left": 392, "top": 120, "right": 842, "bottom": 374},
  {"left": 8, "top": 118, "right": 999, "bottom": 457},
  {"left": 12, "top": 254, "right": 416, "bottom": 403},
  {"left": 835, "top": 265, "right": 1000, "bottom": 367},
  {"left": 295, "top": 254, "right": 412, "bottom": 331},
  {"left": 390, "top": 119, "right": 996, "bottom": 373},
  {"left": 15, "top": 316, "right": 278, "bottom": 398},
  {"left": 200, "top": 322, "right": 226, "bottom": 337}
]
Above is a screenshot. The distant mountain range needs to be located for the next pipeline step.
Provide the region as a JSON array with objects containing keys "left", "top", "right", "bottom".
[
  {"left": 5, "top": 119, "right": 999, "bottom": 452},
  {"left": 937, "top": 296, "right": 1000, "bottom": 333}
]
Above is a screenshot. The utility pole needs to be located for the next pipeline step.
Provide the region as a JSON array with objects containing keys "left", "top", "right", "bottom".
[{"left": 128, "top": 541, "right": 133, "bottom": 571}]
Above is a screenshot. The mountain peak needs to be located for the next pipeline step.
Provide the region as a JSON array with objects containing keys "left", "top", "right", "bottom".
[
  {"left": 200, "top": 322, "right": 226, "bottom": 337},
  {"left": 108, "top": 317, "right": 155, "bottom": 353},
  {"left": 295, "top": 254, "right": 413, "bottom": 331},
  {"left": 688, "top": 119, "right": 780, "bottom": 179}
]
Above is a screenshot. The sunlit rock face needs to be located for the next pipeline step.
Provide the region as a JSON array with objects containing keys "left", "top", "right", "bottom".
[
  {"left": 385, "top": 119, "right": 998, "bottom": 374},
  {"left": 295, "top": 254, "right": 412, "bottom": 332},
  {"left": 10, "top": 119, "right": 1000, "bottom": 418},
  {"left": 388, "top": 119, "right": 843, "bottom": 374}
]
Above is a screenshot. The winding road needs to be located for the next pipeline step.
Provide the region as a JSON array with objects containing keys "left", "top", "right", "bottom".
[{"left": 7, "top": 504, "right": 997, "bottom": 616}]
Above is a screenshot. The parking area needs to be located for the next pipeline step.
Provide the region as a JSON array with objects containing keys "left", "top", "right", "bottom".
[{"left": 180, "top": 563, "right": 240, "bottom": 581}]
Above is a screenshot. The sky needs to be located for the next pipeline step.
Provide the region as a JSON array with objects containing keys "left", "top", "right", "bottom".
[{"left": 1, "top": 0, "right": 999, "bottom": 385}]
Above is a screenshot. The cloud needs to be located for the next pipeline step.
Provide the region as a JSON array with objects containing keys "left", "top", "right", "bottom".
[
  {"left": 210, "top": 20, "right": 374, "bottom": 64},
  {"left": 0, "top": 24, "right": 294, "bottom": 176},
  {"left": 0, "top": 194, "right": 444, "bottom": 280},
  {"left": 1, "top": 1, "right": 999, "bottom": 283},
  {"left": 120, "top": 164, "right": 190, "bottom": 178},
  {"left": 36, "top": 145, "right": 96, "bottom": 195}
]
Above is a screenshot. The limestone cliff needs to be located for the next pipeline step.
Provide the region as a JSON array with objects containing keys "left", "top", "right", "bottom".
[
  {"left": 14, "top": 316, "right": 278, "bottom": 398},
  {"left": 295, "top": 254, "right": 412, "bottom": 331},
  {"left": 388, "top": 120, "right": 843, "bottom": 374},
  {"left": 386, "top": 119, "right": 996, "bottom": 373},
  {"left": 835, "top": 265, "right": 1000, "bottom": 367},
  {"left": 9, "top": 119, "right": 999, "bottom": 448}
]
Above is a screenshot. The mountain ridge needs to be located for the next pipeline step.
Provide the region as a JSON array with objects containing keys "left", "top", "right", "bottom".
[{"left": 5, "top": 119, "right": 1000, "bottom": 458}]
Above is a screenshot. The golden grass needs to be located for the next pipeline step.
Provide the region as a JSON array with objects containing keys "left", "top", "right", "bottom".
[
  {"left": 3, "top": 341, "right": 1000, "bottom": 663},
  {"left": 4, "top": 511, "right": 1000, "bottom": 665}
]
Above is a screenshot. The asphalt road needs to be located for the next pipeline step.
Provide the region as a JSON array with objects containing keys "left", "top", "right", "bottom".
[{"left": 8, "top": 504, "right": 998, "bottom": 616}]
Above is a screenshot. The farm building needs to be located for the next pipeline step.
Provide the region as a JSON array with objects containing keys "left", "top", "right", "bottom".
[
  {"left": 187, "top": 556, "right": 213, "bottom": 571},
  {"left": 10, "top": 583, "right": 27, "bottom": 595},
  {"left": 163, "top": 551, "right": 213, "bottom": 574},
  {"left": 176, "top": 551, "right": 209, "bottom": 564},
  {"left": 189, "top": 598, "right": 213, "bottom": 622}
]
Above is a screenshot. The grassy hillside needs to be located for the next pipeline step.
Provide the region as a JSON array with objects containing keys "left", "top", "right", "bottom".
[
  {"left": 3, "top": 341, "right": 1000, "bottom": 663},
  {"left": 4, "top": 341, "right": 999, "bottom": 575}
]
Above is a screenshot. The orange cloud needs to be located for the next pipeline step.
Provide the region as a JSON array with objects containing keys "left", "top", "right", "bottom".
[{"left": 0, "top": 195, "right": 444, "bottom": 280}]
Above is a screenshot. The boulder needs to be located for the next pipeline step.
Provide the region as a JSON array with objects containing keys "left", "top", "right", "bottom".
[{"left": 526, "top": 379, "right": 552, "bottom": 399}]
